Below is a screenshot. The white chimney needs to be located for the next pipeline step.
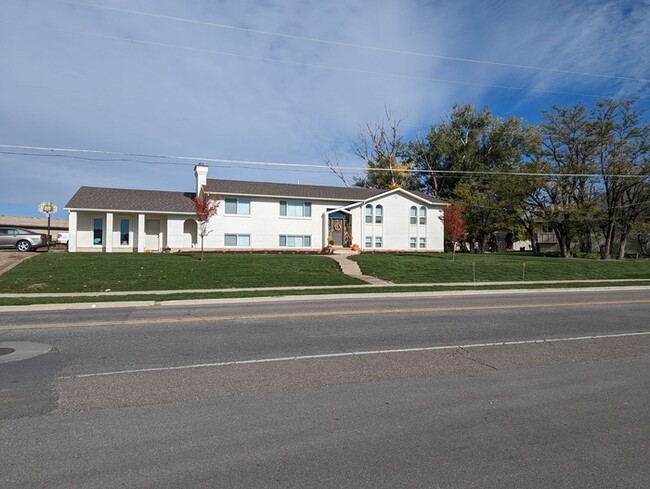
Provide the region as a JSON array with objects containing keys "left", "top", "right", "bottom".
[{"left": 194, "top": 163, "right": 208, "bottom": 196}]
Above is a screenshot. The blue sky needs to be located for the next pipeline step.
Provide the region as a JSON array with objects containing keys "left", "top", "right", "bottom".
[{"left": 1, "top": 0, "right": 648, "bottom": 218}]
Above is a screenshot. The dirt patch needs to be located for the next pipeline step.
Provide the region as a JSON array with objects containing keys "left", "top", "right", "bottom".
[
  {"left": 26, "top": 282, "right": 47, "bottom": 291},
  {"left": 0, "top": 251, "right": 38, "bottom": 276}
]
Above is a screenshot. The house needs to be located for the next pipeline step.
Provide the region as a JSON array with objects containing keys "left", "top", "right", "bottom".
[{"left": 64, "top": 164, "right": 446, "bottom": 253}]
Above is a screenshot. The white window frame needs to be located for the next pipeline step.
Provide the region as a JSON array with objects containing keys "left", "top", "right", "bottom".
[
  {"left": 375, "top": 205, "right": 383, "bottom": 224},
  {"left": 409, "top": 237, "right": 417, "bottom": 249},
  {"left": 118, "top": 217, "right": 131, "bottom": 246},
  {"left": 365, "top": 236, "right": 373, "bottom": 248},
  {"left": 365, "top": 204, "right": 373, "bottom": 224},
  {"left": 224, "top": 197, "right": 251, "bottom": 216},
  {"left": 279, "top": 235, "right": 312, "bottom": 247},
  {"left": 279, "top": 200, "right": 312, "bottom": 218},
  {"left": 410, "top": 206, "right": 417, "bottom": 225},
  {"left": 375, "top": 236, "right": 382, "bottom": 248},
  {"left": 419, "top": 237, "right": 427, "bottom": 249},
  {"left": 92, "top": 216, "right": 104, "bottom": 247},
  {"left": 224, "top": 234, "right": 251, "bottom": 247},
  {"left": 419, "top": 206, "right": 427, "bottom": 225}
]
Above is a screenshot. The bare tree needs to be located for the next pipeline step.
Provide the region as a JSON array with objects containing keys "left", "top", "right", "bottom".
[
  {"left": 352, "top": 106, "right": 417, "bottom": 190},
  {"left": 323, "top": 152, "right": 352, "bottom": 187}
]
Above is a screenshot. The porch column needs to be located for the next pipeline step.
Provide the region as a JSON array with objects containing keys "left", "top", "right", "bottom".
[
  {"left": 68, "top": 211, "right": 77, "bottom": 252},
  {"left": 137, "top": 213, "right": 145, "bottom": 253},
  {"left": 322, "top": 213, "right": 328, "bottom": 249},
  {"left": 105, "top": 212, "right": 114, "bottom": 252}
]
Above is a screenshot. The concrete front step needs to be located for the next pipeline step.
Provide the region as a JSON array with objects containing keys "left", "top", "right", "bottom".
[{"left": 323, "top": 252, "right": 393, "bottom": 285}]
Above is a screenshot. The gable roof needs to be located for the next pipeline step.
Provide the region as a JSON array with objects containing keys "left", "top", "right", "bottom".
[
  {"left": 65, "top": 187, "right": 196, "bottom": 214},
  {"left": 205, "top": 179, "right": 444, "bottom": 204},
  {"left": 64, "top": 180, "right": 444, "bottom": 214}
]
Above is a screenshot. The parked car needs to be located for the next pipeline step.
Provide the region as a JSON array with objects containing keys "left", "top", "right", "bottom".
[
  {"left": 56, "top": 232, "right": 69, "bottom": 245},
  {"left": 0, "top": 226, "right": 49, "bottom": 251}
]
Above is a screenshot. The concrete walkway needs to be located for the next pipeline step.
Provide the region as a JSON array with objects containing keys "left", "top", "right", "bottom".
[{"left": 322, "top": 249, "right": 393, "bottom": 285}]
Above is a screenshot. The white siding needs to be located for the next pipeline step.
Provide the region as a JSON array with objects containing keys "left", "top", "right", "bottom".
[
  {"left": 353, "top": 193, "right": 444, "bottom": 252},
  {"left": 68, "top": 192, "right": 444, "bottom": 252},
  {"left": 203, "top": 197, "right": 345, "bottom": 249}
]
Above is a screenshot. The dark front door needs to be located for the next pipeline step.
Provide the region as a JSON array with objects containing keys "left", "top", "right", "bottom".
[{"left": 331, "top": 218, "right": 344, "bottom": 246}]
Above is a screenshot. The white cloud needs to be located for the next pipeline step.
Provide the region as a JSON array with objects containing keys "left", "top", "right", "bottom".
[{"left": 1, "top": 0, "right": 647, "bottom": 216}]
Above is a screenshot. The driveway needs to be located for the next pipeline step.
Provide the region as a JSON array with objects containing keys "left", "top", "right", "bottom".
[{"left": 0, "top": 251, "right": 39, "bottom": 275}]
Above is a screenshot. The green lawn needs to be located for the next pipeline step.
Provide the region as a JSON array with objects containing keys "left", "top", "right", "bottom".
[
  {"left": 1, "top": 252, "right": 649, "bottom": 297},
  {"left": 0, "top": 253, "right": 364, "bottom": 293},
  {"left": 352, "top": 252, "right": 650, "bottom": 283}
]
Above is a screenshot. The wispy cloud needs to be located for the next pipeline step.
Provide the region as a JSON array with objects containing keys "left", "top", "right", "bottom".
[{"left": 1, "top": 0, "right": 648, "bottom": 216}]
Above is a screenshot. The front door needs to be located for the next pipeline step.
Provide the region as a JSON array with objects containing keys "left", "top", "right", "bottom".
[
  {"left": 145, "top": 220, "right": 160, "bottom": 251},
  {"left": 331, "top": 218, "right": 344, "bottom": 246}
]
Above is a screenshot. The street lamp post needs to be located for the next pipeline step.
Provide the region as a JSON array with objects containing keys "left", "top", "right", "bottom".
[{"left": 38, "top": 202, "right": 57, "bottom": 252}]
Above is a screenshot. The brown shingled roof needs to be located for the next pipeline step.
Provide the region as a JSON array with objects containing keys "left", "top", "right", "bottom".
[
  {"left": 64, "top": 180, "right": 444, "bottom": 213},
  {"left": 204, "top": 179, "right": 444, "bottom": 204},
  {"left": 65, "top": 187, "right": 196, "bottom": 213}
]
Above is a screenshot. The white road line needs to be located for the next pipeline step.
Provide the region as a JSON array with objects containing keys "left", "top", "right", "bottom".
[{"left": 56, "top": 331, "right": 650, "bottom": 380}]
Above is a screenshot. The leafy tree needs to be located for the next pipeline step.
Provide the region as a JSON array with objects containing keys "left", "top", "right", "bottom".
[
  {"left": 192, "top": 192, "right": 220, "bottom": 261},
  {"left": 527, "top": 103, "right": 600, "bottom": 257},
  {"left": 411, "top": 104, "right": 495, "bottom": 199},
  {"left": 591, "top": 98, "right": 650, "bottom": 259},
  {"left": 412, "top": 104, "right": 535, "bottom": 249},
  {"left": 441, "top": 202, "right": 466, "bottom": 259}
]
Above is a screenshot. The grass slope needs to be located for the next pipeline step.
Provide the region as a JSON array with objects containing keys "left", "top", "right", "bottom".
[
  {"left": 352, "top": 252, "right": 650, "bottom": 283},
  {"left": 0, "top": 253, "right": 363, "bottom": 293}
]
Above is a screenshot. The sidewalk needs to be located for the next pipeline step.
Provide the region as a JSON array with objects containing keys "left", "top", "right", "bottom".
[{"left": 323, "top": 249, "right": 393, "bottom": 285}]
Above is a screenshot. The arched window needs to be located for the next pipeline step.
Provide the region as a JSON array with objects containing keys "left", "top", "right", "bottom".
[
  {"left": 365, "top": 204, "right": 373, "bottom": 224},
  {"left": 419, "top": 206, "right": 427, "bottom": 225},
  {"left": 409, "top": 206, "right": 417, "bottom": 225},
  {"left": 375, "top": 205, "right": 383, "bottom": 224}
]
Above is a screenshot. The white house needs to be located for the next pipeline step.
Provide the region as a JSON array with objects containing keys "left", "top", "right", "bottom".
[{"left": 64, "top": 164, "right": 446, "bottom": 253}]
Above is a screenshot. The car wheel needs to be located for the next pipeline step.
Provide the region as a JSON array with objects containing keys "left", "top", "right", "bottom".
[{"left": 16, "top": 240, "right": 32, "bottom": 252}]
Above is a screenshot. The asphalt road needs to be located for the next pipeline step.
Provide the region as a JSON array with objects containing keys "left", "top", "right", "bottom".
[{"left": 1, "top": 288, "right": 649, "bottom": 488}]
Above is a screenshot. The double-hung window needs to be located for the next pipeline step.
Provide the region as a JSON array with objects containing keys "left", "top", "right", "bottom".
[
  {"left": 224, "top": 198, "right": 251, "bottom": 215},
  {"left": 409, "top": 237, "right": 417, "bottom": 249},
  {"left": 280, "top": 201, "right": 311, "bottom": 218},
  {"left": 409, "top": 206, "right": 417, "bottom": 225},
  {"left": 365, "top": 236, "right": 373, "bottom": 248},
  {"left": 375, "top": 205, "right": 383, "bottom": 224},
  {"left": 375, "top": 236, "right": 383, "bottom": 248},
  {"left": 419, "top": 237, "right": 427, "bottom": 249},
  {"left": 365, "top": 205, "right": 373, "bottom": 224},
  {"left": 419, "top": 207, "right": 427, "bottom": 225},
  {"left": 279, "top": 235, "right": 311, "bottom": 247},
  {"left": 224, "top": 234, "right": 251, "bottom": 247}
]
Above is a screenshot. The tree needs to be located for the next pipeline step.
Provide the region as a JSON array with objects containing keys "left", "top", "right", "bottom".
[
  {"left": 352, "top": 107, "right": 418, "bottom": 190},
  {"left": 412, "top": 104, "right": 535, "bottom": 250},
  {"left": 410, "top": 104, "right": 496, "bottom": 199},
  {"left": 441, "top": 202, "right": 466, "bottom": 259},
  {"left": 591, "top": 98, "right": 650, "bottom": 259},
  {"left": 192, "top": 192, "right": 220, "bottom": 261},
  {"left": 528, "top": 103, "right": 600, "bottom": 257}
]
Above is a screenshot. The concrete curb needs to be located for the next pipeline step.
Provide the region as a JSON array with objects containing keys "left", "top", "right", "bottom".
[{"left": 1, "top": 285, "right": 649, "bottom": 313}]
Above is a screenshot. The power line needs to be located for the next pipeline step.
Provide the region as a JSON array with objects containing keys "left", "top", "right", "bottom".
[
  {"left": 56, "top": 28, "right": 607, "bottom": 100},
  {"left": 1, "top": 144, "right": 648, "bottom": 180},
  {"left": 59, "top": 0, "right": 650, "bottom": 84}
]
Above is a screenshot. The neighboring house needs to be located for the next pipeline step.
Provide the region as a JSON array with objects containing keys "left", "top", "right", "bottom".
[
  {"left": 0, "top": 215, "right": 69, "bottom": 238},
  {"left": 64, "top": 164, "right": 446, "bottom": 253}
]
